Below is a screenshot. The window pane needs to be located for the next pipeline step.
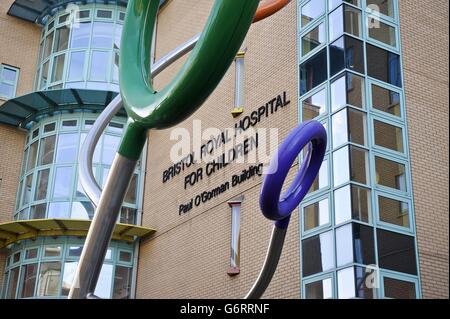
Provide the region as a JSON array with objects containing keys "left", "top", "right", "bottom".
[
  {"left": 61, "top": 261, "right": 78, "bottom": 296},
  {"left": 308, "top": 158, "right": 329, "bottom": 193},
  {"left": 62, "top": 120, "right": 77, "bottom": 130},
  {"left": 109, "top": 122, "right": 124, "bottom": 134},
  {"left": 329, "top": 6, "right": 343, "bottom": 41},
  {"left": 6, "top": 267, "right": 20, "bottom": 299},
  {"left": 51, "top": 54, "right": 65, "bottom": 83},
  {"left": 344, "top": 5, "right": 361, "bottom": 37},
  {"left": 367, "top": 0, "right": 395, "bottom": 18},
  {"left": 48, "top": 202, "right": 70, "bottom": 218},
  {"left": 371, "top": 84, "right": 400, "bottom": 116},
  {"left": 337, "top": 224, "right": 375, "bottom": 266},
  {"left": 302, "top": 23, "right": 325, "bottom": 56},
  {"left": 97, "top": 10, "right": 113, "bottom": 19},
  {"left": 337, "top": 267, "right": 355, "bottom": 299},
  {"left": 335, "top": 185, "right": 370, "bottom": 224},
  {"left": 0, "top": 83, "right": 15, "bottom": 98},
  {"left": 302, "top": 231, "right": 334, "bottom": 276},
  {"left": 71, "top": 201, "right": 95, "bottom": 219},
  {"left": 124, "top": 174, "right": 138, "bottom": 204},
  {"left": 90, "top": 51, "right": 109, "bottom": 81},
  {"left": 26, "top": 248, "right": 38, "bottom": 259},
  {"left": 22, "top": 174, "right": 33, "bottom": 206},
  {"left": 119, "top": 251, "right": 132, "bottom": 263},
  {"left": 300, "top": 48, "right": 327, "bottom": 95},
  {"left": 113, "top": 51, "right": 119, "bottom": 82},
  {"left": 333, "top": 146, "right": 369, "bottom": 187},
  {"left": 37, "top": 262, "right": 61, "bottom": 297},
  {"left": 375, "top": 157, "right": 406, "bottom": 191},
  {"left": 44, "top": 246, "right": 61, "bottom": 257},
  {"left": 383, "top": 277, "right": 416, "bottom": 299},
  {"left": 331, "top": 73, "right": 365, "bottom": 111},
  {"left": 301, "top": 0, "right": 324, "bottom": 27},
  {"left": 120, "top": 207, "right": 137, "bottom": 224},
  {"left": 31, "top": 203, "right": 47, "bottom": 219},
  {"left": 43, "top": 32, "right": 54, "bottom": 60},
  {"left": 38, "top": 135, "right": 56, "bottom": 166},
  {"left": 53, "top": 166, "right": 72, "bottom": 198},
  {"left": 332, "top": 108, "right": 366, "bottom": 148},
  {"left": 367, "top": 44, "right": 402, "bottom": 87},
  {"left": 114, "top": 24, "right": 123, "bottom": 49},
  {"left": 41, "top": 61, "right": 49, "bottom": 89},
  {"left": 102, "top": 134, "right": 120, "bottom": 165},
  {"left": 368, "top": 18, "right": 396, "bottom": 47},
  {"left": 54, "top": 27, "right": 69, "bottom": 52},
  {"left": 67, "top": 51, "right": 86, "bottom": 81},
  {"left": 377, "top": 229, "right": 417, "bottom": 275},
  {"left": 56, "top": 134, "right": 78, "bottom": 163},
  {"left": 113, "top": 266, "right": 132, "bottom": 299},
  {"left": 304, "top": 198, "right": 329, "bottom": 231},
  {"left": 338, "top": 266, "right": 376, "bottom": 299},
  {"left": 374, "top": 120, "right": 403, "bottom": 153},
  {"left": 2, "top": 67, "right": 17, "bottom": 82},
  {"left": 330, "top": 36, "right": 364, "bottom": 76},
  {"left": 77, "top": 10, "right": 90, "bottom": 19},
  {"left": 34, "top": 169, "right": 50, "bottom": 201},
  {"left": 70, "top": 22, "right": 91, "bottom": 48},
  {"left": 19, "top": 263, "right": 38, "bottom": 298},
  {"left": 27, "top": 141, "right": 38, "bottom": 172},
  {"left": 94, "top": 264, "right": 113, "bottom": 298},
  {"left": 69, "top": 246, "right": 83, "bottom": 257},
  {"left": 302, "top": 88, "right": 327, "bottom": 121},
  {"left": 305, "top": 277, "right": 333, "bottom": 299},
  {"left": 329, "top": 0, "right": 360, "bottom": 11},
  {"left": 92, "top": 22, "right": 114, "bottom": 49},
  {"left": 378, "top": 196, "right": 410, "bottom": 228}
]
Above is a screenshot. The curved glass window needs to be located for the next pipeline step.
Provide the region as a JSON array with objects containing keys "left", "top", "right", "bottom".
[
  {"left": 15, "top": 113, "right": 141, "bottom": 225},
  {"left": 35, "top": 4, "right": 126, "bottom": 92},
  {"left": 1, "top": 238, "right": 134, "bottom": 299}
]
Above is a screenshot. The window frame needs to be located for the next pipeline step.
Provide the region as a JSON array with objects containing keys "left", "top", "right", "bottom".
[{"left": 0, "top": 64, "right": 20, "bottom": 100}]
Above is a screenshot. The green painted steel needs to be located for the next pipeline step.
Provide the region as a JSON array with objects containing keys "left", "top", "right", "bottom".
[{"left": 119, "top": 0, "right": 259, "bottom": 160}]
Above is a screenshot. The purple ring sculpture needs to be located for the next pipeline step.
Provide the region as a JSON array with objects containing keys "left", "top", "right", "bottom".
[{"left": 260, "top": 120, "right": 327, "bottom": 229}]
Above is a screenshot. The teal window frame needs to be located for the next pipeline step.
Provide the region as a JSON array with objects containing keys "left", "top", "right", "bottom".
[
  {"left": 0, "top": 64, "right": 19, "bottom": 100},
  {"left": 298, "top": 0, "right": 421, "bottom": 299}
]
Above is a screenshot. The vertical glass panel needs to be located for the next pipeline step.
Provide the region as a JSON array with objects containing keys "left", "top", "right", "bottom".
[
  {"left": 61, "top": 261, "right": 78, "bottom": 296},
  {"left": 34, "top": 169, "right": 50, "bottom": 201},
  {"left": 58, "top": 14, "right": 69, "bottom": 24},
  {"left": 301, "top": 0, "right": 325, "bottom": 27},
  {"left": 113, "top": 266, "right": 132, "bottom": 299},
  {"left": 53, "top": 166, "right": 72, "bottom": 198},
  {"left": 120, "top": 207, "right": 137, "bottom": 225},
  {"left": 336, "top": 223, "right": 354, "bottom": 266},
  {"left": 383, "top": 277, "right": 416, "bottom": 299},
  {"left": 375, "top": 157, "right": 406, "bottom": 191},
  {"left": 304, "top": 198, "right": 329, "bottom": 231},
  {"left": 349, "top": 146, "right": 369, "bottom": 185},
  {"left": 43, "top": 32, "right": 54, "bottom": 60},
  {"left": 331, "top": 73, "right": 365, "bottom": 111},
  {"left": 329, "top": 6, "right": 344, "bottom": 41},
  {"left": 44, "top": 246, "right": 61, "bottom": 257},
  {"left": 90, "top": 51, "right": 109, "bottom": 81},
  {"left": 69, "top": 246, "right": 83, "bottom": 257},
  {"left": 368, "top": 18, "right": 396, "bottom": 47},
  {"left": 37, "top": 262, "right": 61, "bottom": 297},
  {"left": 333, "top": 146, "right": 350, "bottom": 187},
  {"left": 71, "top": 201, "right": 95, "bottom": 219},
  {"left": 371, "top": 84, "right": 400, "bottom": 117},
  {"left": 374, "top": 120, "right": 403, "bottom": 153},
  {"left": 41, "top": 61, "right": 49, "bottom": 89},
  {"left": 330, "top": 36, "right": 365, "bottom": 76},
  {"left": 367, "top": 0, "right": 395, "bottom": 18},
  {"left": 302, "top": 88, "right": 327, "bottom": 121},
  {"left": 92, "top": 22, "right": 114, "bottom": 48},
  {"left": 337, "top": 267, "right": 355, "bottom": 299},
  {"left": 21, "top": 148, "right": 29, "bottom": 176},
  {"left": 102, "top": 134, "right": 120, "bottom": 165},
  {"left": 38, "top": 135, "right": 56, "bottom": 165},
  {"left": 26, "top": 248, "right": 38, "bottom": 259},
  {"left": 329, "top": 0, "right": 360, "bottom": 11},
  {"left": 119, "top": 251, "right": 132, "bottom": 263},
  {"left": 97, "top": 10, "right": 113, "bottom": 19},
  {"left": 300, "top": 48, "right": 328, "bottom": 95},
  {"left": 355, "top": 266, "right": 377, "bottom": 298},
  {"left": 2, "top": 67, "right": 17, "bottom": 82},
  {"left": 124, "top": 174, "right": 138, "bottom": 204},
  {"left": 0, "top": 83, "right": 15, "bottom": 98},
  {"left": 302, "top": 23, "right": 325, "bottom": 56},
  {"left": 305, "top": 277, "right": 333, "bottom": 299},
  {"left": 51, "top": 54, "right": 65, "bottom": 83},
  {"left": 70, "top": 22, "right": 91, "bottom": 48},
  {"left": 31, "top": 203, "right": 47, "bottom": 219},
  {"left": 367, "top": 44, "right": 402, "bottom": 87},
  {"left": 27, "top": 141, "right": 38, "bottom": 172},
  {"left": 19, "top": 264, "right": 38, "bottom": 298},
  {"left": 67, "top": 51, "right": 86, "bottom": 81},
  {"left": 308, "top": 158, "right": 329, "bottom": 193},
  {"left": 332, "top": 108, "right": 348, "bottom": 148},
  {"left": 94, "top": 264, "right": 113, "bottom": 298},
  {"left": 48, "top": 202, "right": 70, "bottom": 218},
  {"left": 56, "top": 134, "right": 78, "bottom": 163},
  {"left": 113, "top": 51, "right": 119, "bottom": 82},
  {"left": 302, "top": 231, "right": 334, "bottom": 276},
  {"left": 6, "top": 267, "right": 20, "bottom": 299},
  {"left": 333, "top": 108, "right": 366, "bottom": 148},
  {"left": 344, "top": 5, "right": 361, "bottom": 37},
  {"left": 18, "top": 207, "right": 30, "bottom": 220},
  {"left": 378, "top": 196, "right": 410, "bottom": 228},
  {"left": 54, "top": 27, "right": 69, "bottom": 52},
  {"left": 377, "top": 229, "right": 417, "bottom": 275},
  {"left": 114, "top": 24, "right": 123, "bottom": 49},
  {"left": 22, "top": 174, "right": 33, "bottom": 206},
  {"left": 32, "top": 129, "right": 39, "bottom": 139},
  {"left": 61, "top": 120, "right": 77, "bottom": 130}
]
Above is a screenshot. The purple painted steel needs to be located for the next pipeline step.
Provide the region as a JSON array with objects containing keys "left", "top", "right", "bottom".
[{"left": 260, "top": 120, "right": 327, "bottom": 228}]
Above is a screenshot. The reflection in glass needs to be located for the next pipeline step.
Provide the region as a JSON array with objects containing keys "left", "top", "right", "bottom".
[
  {"left": 114, "top": 25, "right": 123, "bottom": 49},
  {"left": 37, "top": 262, "right": 61, "bottom": 297},
  {"left": 305, "top": 277, "right": 332, "bottom": 299},
  {"left": 44, "top": 246, "right": 61, "bottom": 257},
  {"left": 368, "top": 18, "right": 396, "bottom": 47},
  {"left": 6, "top": 267, "right": 20, "bottom": 299},
  {"left": 19, "top": 264, "right": 38, "bottom": 298},
  {"left": 70, "top": 22, "right": 91, "bottom": 48},
  {"left": 67, "top": 51, "right": 86, "bottom": 81},
  {"left": 94, "top": 264, "right": 113, "bottom": 298},
  {"left": 308, "top": 158, "right": 329, "bottom": 193},
  {"left": 330, "top": 36, "right": 365, "bottom": 76},
  {"left": 44, "top": 32, "right": 54, "bottom": 60},
  {"left": 35, "top": 169, "right": 50, "bottom": 201},
  {"left": 56, "top": 134, "right": 78, "bottom": 163},
  {"left": 27, "top": 141, "right": 38, "bottom": 172},
  {"left": 302, "top": 88, "right": 327, "bottom": 121},
  {"left": 71, "top": 201, "right": 95, "bottom": 219},
  {"left": 374, "top": 120, "right": 403, "bottom": 153},
  {"left": 48, "top": 202, "right": 70, "bottom": 218},
  {"left": 30, "top": 204, "right": 47, "bottom": 219},
  {"left": 90, "top": 51, "right": 109, "bottom": 81},
  {"left": 120, "top": 207, "right": 137, "bottom": 225},
  {"left": 329, "top": 0, "right": 360, "bottom": 11},
  {"left": 337, "top": 267, "right": 354, "bottom": 299},
  {"left": 338, "top": 266, "right": 376, "bottom": 299},
  {"left": 103, "top": 135, "right": 120, "bottom": 165},
  {"left": 26, "top": 249, "right": 38, "bottom": 259},
  {"left": 367, "top": 0, "right": 395, "bottom": 18},
  {"left": 304, "top": 198, "right": 329, "bottom": 231},
  {"left": 377, "top": 229, "right": 417, "bottom": 275},
  {"left": 113, "top": 266, "right": 132, "bottom": 299},
  {"left": 384, "top": 277, "right": 416, "bottom": 299},
  {"left": 38, "top": 135, "right": 56, "bottom": 165},
  {"left": 335, "top": 185, "right": 370, "bottom": 224},
  {"left": 371, "top": 84, "right": 400, "bottom": 116},
  {"left": 41, "top": 61, "right": 49, "bottom": 89},
  {"left": 337, "top": 223, "right": 375, "bottom": 267},
  {"left": 51, "top": 54, "right": 66, "bottom": 83},
  {"left": 300, "top": 49, "right": 328, "bottom": 95},
  {"left": 124, "top": 174, "right": 138, "bottom": 204},
  {"left": 367, "top": 44, "right": 402, "bottom": 87},
  {"left": 301, "top": 0, "right": 325, "bottom": 27},
  {"left": 331, "top": 73, "right": 365, "bottom": 111},
  {"left": 378, "top": 196, "right": 409, "bottom": 228},
  {"left": 54, "top": 27, "right": 69, "bottom": 52},
  {"left": 69, "top": 246, "right": 83, "bottom": 257},
  {"left": 119, "top": 251, "right": 132, "bottom": 263},
  {"left": 92, "top": 22, "right": 114, "bottom": 48},
  {"left": 333, "top": 146, "right": 369, "bottom": 187},
  {"left": 329, "top": 5, "right": 361, "bottom": 41},
  {"left": 61, "top": 261, "right": 78, "bottom": 296},
  {"left": 302, "top": 231, "right": 334, "bottom": 276},
  {"left": 302, "top": 23, "right": 325, "bottom": 56},
  {"left": 332, "top": 108, "right": 366, "bottom": 148},
  {"left": 375, "top": 157, "right": 406, "bottom": 191},
  {"left": 53, "top": 166, "right": 72, "bottom": 198},
  {"left": 22, "top": 174, "right": 33, "bottom": 206}
]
